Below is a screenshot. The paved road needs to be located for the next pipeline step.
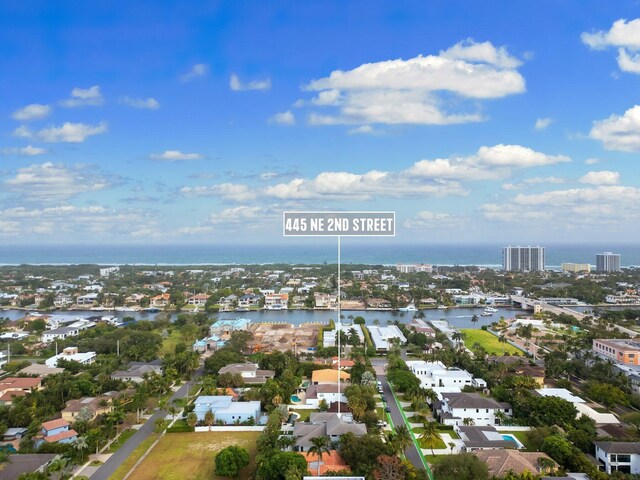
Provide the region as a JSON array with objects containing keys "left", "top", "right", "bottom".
[
  {"left": 379, "top": 375, "right": 428, "bottom": 475},
  {"left": 92, "top": 366, "right": 203, "bottom": 480}
]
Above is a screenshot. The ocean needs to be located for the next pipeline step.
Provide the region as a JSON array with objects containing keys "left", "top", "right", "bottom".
[{"left": 0, "top": 243, "right": 638, "bottom": 267}]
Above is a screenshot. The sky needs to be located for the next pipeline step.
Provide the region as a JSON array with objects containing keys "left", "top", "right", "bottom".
[{"left": 2, "top": 1, "right": 640, "bottom": 246}]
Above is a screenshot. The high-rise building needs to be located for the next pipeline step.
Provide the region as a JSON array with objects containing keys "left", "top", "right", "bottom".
[
  {"left": 502, "top": 246, "right": 545, "bottom": 272},
  {"left": 596, "top": 252, "right": 621, "bottom": 272},
  {"left": 561, "top": 263, "right": 591, "bottom": 274}
]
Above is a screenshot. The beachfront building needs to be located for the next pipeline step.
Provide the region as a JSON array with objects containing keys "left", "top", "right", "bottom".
[
  {"left": 596, "top": 252, "right": 621, "bottom": 273},
  {"left": 367, "top": 325, "right": 407, "bottom": 352},
  {"left": 193, "top": 396, "right": 261, "bottom": 424},
  {"left": 406, "top": 360, "right": 486, "bottom": 390},
  {"left": 593, "top": 339, "right": 640, "bottom": 366},
  {"left": 502, "top": 246, "right": 545, "bottom": 272}
]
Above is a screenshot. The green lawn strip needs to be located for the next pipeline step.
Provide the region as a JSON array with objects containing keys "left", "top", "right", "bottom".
[
  {"left": 417, "top": 437, "right": 447, "bottom": 450},
  {"left": 426, "top": 455, "right": 450, "bottom": 467},
  {"left": 160, "top": 329, "right": 189, "bottom": 356},
  {"left": 460, "top": 329, "right": 523, "bottom": 355},
  {"left": 507, "top": 431, "right": 534, "bottom": 451},
  {"left": 108, "top": 433, "right": 159, "bottom": 480},
  {"left": 389, "top": 384, "right": 434, "bottom": 480},
  {"left": 289, "top": 408, "right": 318, "bottom": 422},
  {"left": 108, "top": 429, "right": 136, "bottom": 453},
  {"left": 412, "top": 428, "right": 459, "bottom": 440}
]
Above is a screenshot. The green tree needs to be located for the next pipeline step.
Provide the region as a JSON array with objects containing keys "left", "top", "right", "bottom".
[
  {"left": 215, "top": 445, "right": 250, "bottom": 477},
  {"left": 433, "top": 453, "right": 489, "bottom": 480},
  {"left": 419, "top": 421, "right": 442, "bottom": 455},
  {"left": 186, "top": 412, "right": 198, "bottom": 428},
  {"left": 204, "top": 410, "right": 215, "bottom": 430},
  {"left": 394, "top": 425, "right": 412, "bottom": 454},
  {"left": 308, "top": 436, "right": 331, "bottom": 476}
]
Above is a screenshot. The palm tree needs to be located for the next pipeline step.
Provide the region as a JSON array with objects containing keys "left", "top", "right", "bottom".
[
  {"left": 186, "top": 412, "right": 197, "bottom": 428},
  {"left": 394, "top": 425, "right": 412, "bottom": 454},
  {"left": 499, "top": 334, "right": 508, "bottom": 354},
  {"left": 204, "top": 410, "right": 214, "bottom": 431},
  {"left": 75, "top": 436, "right": 89, "bottom": 463},
  {"left": 308, "top": 436, "right": 331, "bottom": 476},
  {"left": 419, "top": 421, "right": 441, "bottom": 456},
  {"left": 471, "top": 314, "right": 479, "bottom": 325},
  {"left": 462, "top": 417, "right": 475, "bottom": 426}
]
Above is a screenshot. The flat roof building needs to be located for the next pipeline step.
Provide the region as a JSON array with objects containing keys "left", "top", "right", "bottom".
[
  {"left": 593, "top": 338, "right": 640, "bottom": 366},
  {"left": 596, "top": 252, "right": 621, "bottom": 273},
  {"left": 367, "top": 325, "right": 406, "bottom": 352},
  {"left": 502, "top": 246, "right": 545, "bottom": 272}
]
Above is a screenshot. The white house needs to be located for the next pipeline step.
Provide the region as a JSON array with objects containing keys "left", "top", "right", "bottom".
[
  {"left": 76, "top": 293, "right": 99, "bottom": 306},
  {"left": 46, "top": 347, "right": 96, "bottom": 368},
  {"left": 438, "top": 392, "right": 512, "bottom": 427},
  {"left": 187, "top": 294, "right": 210, "bottom": 307},
  {"left": 595, "top": 442, "right": 640, "bottom": 474},
  {"left": 264, "top": 293, "right": 288, "bottom": 310},
  {"left": 406, "top": 360, "right": 486, "bottom": 390},
  {"left": 367, "top": 325, "right": 407, "bottom": 352},
  {"left": 217, "top": 363, "right": 275, "bottom": 384},
  {"left": 193, "top": 396, "right": 261, "bottom": 424},
  {"left": 323, "top": 324, "right": 365, "bottom": 349},
  {"left": 304, "top": 384, "right": 346, "bottom": 408}
]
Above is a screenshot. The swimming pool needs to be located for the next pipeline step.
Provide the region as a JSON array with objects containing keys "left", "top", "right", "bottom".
[
  {"left": 501, "top": 434, "right": 524, "bottom": 449},
  {"left": 291, "top": 395, "right": 302, "bottom": 403}
]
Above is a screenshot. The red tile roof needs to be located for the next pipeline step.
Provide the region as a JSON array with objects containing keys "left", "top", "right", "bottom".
[
  {"left": 41, "top": 418, "right": 69, "bottom": 431},
  {"left": 44, "top": 429, "right": 77, "bottom": 443}
]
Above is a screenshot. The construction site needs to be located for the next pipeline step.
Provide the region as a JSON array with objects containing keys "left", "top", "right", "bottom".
[{"left": 247, "top": 322, "right": 322, "bottom": 355}]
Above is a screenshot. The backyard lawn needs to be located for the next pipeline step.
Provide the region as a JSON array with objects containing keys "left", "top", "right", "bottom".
[
  {"left": 124, "top": 432, "right": 258, "bottom": 480},
  {"left": 460, "top": 329, "right": 523, "bottom": 355}
]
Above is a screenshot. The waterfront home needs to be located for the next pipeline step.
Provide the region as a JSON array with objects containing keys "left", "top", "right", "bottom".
[
  {"left": 150, "top": 293, "right": 170, "bottom": 308},
  {"left": 238, "top": 293, "right": 261, "bottom": 308},
  {"left": 187, "top": 294, "right": 210, "bottom": 306},
  {"left": 314, "top": 293, "right": 338, "bottom": 309},
  {"left": 209, "top": 318, "right": 251, "bottom": 340},
  {"left": 367, "top": 325, "right": 407, "bottom": 352},
  {"left": 41, "top": 319, "right": 95, "bottom": 343},
  {"left": 193, "top": 396, "right": 261, "bottom": 424},
  {"left": 264, "top": 293, "right": 288, "bottom": 310},
  {"left": 323, "top": 324, "right": 364, "bottom": 349},
  {"left": 76, "top": 293, "right": 99, "bottom": 306}
]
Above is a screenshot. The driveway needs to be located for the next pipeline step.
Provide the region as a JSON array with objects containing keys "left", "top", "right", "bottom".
[{"left": 91, "top": 365, "right": 203, "bottom": 480}]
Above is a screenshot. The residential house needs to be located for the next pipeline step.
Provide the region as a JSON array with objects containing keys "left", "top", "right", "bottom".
[
  {"left": 187, "top": 294, "right": 210, "bottom": 307},
  {"left": 0, "top": 377, "right": 41, "bottom": 406},
  {"left": 264, "top": 293, "right": 288, "bottom": 310},
  {"left": 37, "top": 419, "right": 77, "bottom": 447},
  {"left": 367, "top": 325, "right": 407, "bottom": 352},
  {"left": 293, "top": 413, "right": 366, "bottom": 452},
  {"left": 408, "top": 318, "right": 436, "bottom": 336},
  {"left": 406, "top": 360, "right": 486, "bottom": 390},
  {"left": 76, "top": 293, "right": 98, "bottom": 306},
  {"left": 474, "top": 450, "right": 556, "bottom": 477},
  {"left": 217, "top": 363, "right": 275, "bottom": 384},
  {"left": 193, "top": 396, "right": 261, "bottom": 424},
  {"left": 457, "top": 425, "right": 522, "bottom": 451},
  {"left": 304, "top": 384, "right": 346, "bottom": 408},
  {"left": 209, "top": 318, "right": 251, "bottom": 341},
  {"left": 41, "top": 319, "right": 95, "bottom": 342},
  {"left": 18, "top": 364, "right": 64, "bottom": 377},
  {"left": 150, "top": 293, "right": 170, "bottom": 308},
  {"left": 238, "top": 293, "right": 261, "bottom": 308},
  {"left": 62, "top": 395, "right": 114, "bottom": 422},
  {"left": 110, "top": 360, "right": 163, "bottom": 384},
  {"left": 46, "top": 347, "right": 96, "bottom": 368},
  {"left": 311, "top": 369, "right": 350, "bottom": 385},
  {"left": 301, "top": 450, "right": 351, "bottom": 476},
  {"left": 535, "top": 388, "right": 620, "bottom": 425},
  {"left": 594, "top": 441, "right": 640, "bottom": 474},
  {"left": 323, "top": 324, "right": 365, "bottom": 349},
  {"left": 314, "top": 293, "right": 338, "bottom": 309},
  {"left": 437, "top": 392, "right": 512, "bottom": 427}
]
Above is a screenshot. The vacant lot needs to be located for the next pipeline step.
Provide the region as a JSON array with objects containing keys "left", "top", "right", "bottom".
[
  {"left": 128, "top": 431, "right": 258, "bottom": 480},
  {"left": 460, "top": 329, "right": 522, "bottom": 355}
]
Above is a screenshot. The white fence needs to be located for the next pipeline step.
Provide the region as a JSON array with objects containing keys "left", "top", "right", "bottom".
[{"left": 194, "top": 426, "right": 265, "bottom": 432}]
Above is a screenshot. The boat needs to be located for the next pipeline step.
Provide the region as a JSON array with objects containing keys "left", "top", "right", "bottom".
[
  {"left": 484, "top": 307, "right": 498, "bottom": 313},
  {"left": 398, "top": 304, "right": 418, "bottom": 312},
  {"left": 235, "top": 307, "right": 250, "bottom": 312},
  {"left": 437, "top": 305, "right": 448, "bottom": 309},
  {"left": 481, "top": 310, "right": 493, "bottom": 316}
]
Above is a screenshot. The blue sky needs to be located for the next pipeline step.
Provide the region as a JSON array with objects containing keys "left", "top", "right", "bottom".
[{"left": 2, "top": 1, "right": 640, "bottom": 245}]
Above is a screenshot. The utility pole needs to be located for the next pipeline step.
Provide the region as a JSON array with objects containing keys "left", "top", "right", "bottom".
[{"left": 117, "top": 339, "right": 120, "bottom": 356}]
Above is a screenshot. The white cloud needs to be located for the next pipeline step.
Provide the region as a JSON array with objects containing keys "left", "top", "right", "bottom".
[
  {"left": 259, "top": 172, "right": 278, "bottom": 180},
  {"left": 535, "top": 117, "right": 553, "bottom": 130},
  {"left": 590, "top": 105, "right": 640, "bottom": 151},
  {"left": 120, "top": 96, "right": 160, "bottom": 109},
  {"left": 579, "top": 170, "right": 620, "bottom": 185},
  {"left": 269, "top": 110, "right": 295, "bottom": 125},
  {"left": 177, "top": 226, "right": 214, "bottom": 235},
  {"left": 59, "top": 85, "right": 104, "bottom": 107},
  {"left": 208, "top": 206, "right": 273, "bottom": 224},
  {"left": 0, "top": 145, "right": 47, "bottom": 156},
  {"left": 403, "top": 211, "right": 463, "bottom": 229},
  {"left": 12, "top": 126, "right": 32, "bottom": 138},
  {"left": 11, "top": 104, "right": 51, "bottom": 121},
  {"left": 4, "top": 162, "right": 109, "bottom": 201},
  {"left": 28, "top": 122, "right": 108, "bottom": 143},
  {"left": 585, "top": 158, "right": 601, "bottom": 165},
  {"left": 0, "top": 205, "right": 158, "bottom": 238},
  {"left": 181, "top": 183, "right": 257, "bottom": 202},
  {"left": 150, "top": 150, "right": 204, "bottom": 162},
  {"left": 582, "top": 19, "right": 640, "bottom": 73},
  {"left": 229, "top": 74, "right": 271, "bottom": 91},
  {"left": 408, "top": 144, "right": 569, "bottom": 181},
  {"left": 179, "top": 64, "right": 208, "bottom": 82},
  {"left": 300, "top": 39, "right": 525, "bottom": 126},
  {"left": 347, "top": 125, "right": 375, "bottom": 135}
]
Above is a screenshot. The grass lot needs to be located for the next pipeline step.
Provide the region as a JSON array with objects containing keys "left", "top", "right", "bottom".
[
  {"left": 127, "top": 432, "right": 257, "bottom": 480},
  {"left": 412, "top": 428, "right": 459, "bottom": 439},
  {"left": 290, "top": 408, "right": 318, "bottom": 422},
  {"left": 160, "top": 329, "right": 187, "bottom": 356},
  {"left": 460, "top": 329, "right": 522, "bottom": 355},
  {"left": 417, "top": 436, "right": 447, "bottom": 450},
  {"left": 508, "top": 430, "right": 534, "bottom": 451},
  {"left": 108, "top": 433, "right": 159, "bottom": 480},
  {"left": 108, "top": 429, "right": 136, "bottom": 453}
]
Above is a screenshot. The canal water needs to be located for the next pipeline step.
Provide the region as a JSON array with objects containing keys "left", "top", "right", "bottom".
[{"left": 0, "top": 307, "right": 518, "bottom": 330}]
